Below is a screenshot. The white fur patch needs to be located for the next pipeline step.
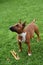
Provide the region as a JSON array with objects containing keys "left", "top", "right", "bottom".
[
  {"left": 19, "top": 32, "right": 26, "bottom": 42},
  {"left": 19, "top": 40, "right": 22, "bottom": 42}
]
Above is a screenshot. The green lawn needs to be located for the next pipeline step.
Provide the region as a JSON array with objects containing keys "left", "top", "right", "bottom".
[{"left": 0, "top": 0, "right": 43, "bottom": 65}]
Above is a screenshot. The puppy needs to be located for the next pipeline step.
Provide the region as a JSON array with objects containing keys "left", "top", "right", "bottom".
[{"left": 9, "top": 19, "right": 40, "bottom": 56}]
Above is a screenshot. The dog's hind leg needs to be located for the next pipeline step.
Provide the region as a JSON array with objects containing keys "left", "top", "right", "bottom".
[{"left": 35, "top": 28, "right": 40, "bottom": 42}]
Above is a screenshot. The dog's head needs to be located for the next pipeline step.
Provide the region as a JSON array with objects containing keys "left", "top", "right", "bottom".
[{"left": 9, "top": 19, "right": 26, "bottom": 34}]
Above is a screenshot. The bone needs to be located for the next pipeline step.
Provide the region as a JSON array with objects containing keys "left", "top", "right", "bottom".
[{"left": 10, "top": 50, "right": 20, "bottom": 60}]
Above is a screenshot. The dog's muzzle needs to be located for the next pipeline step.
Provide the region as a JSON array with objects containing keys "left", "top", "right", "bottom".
[
  {"left": 9, "top": 26, "right": 17, "bottom": 32},
  {"left": 9, "top": 27, "right": 14, "bottom": 32}
]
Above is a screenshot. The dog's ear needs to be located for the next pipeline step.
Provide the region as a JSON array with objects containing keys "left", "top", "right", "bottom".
[
  {"left": 33, "top": 19, "right": 36, "bottom": 23},
  {"left": 19, "top": 19, "right": 21, "bottom": 24},
  {"left": 22, "top": 21, "right": 26, "bottom": 28}
]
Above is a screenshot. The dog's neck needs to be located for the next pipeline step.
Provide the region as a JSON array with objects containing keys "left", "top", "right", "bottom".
[{"left": 19, "top": 32, "right": 26, "bottom": 42}]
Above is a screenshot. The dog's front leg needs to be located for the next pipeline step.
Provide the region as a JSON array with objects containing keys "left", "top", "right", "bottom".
[
  {"left": 18, "top": 41, "right": 22, "bottom": 52},
  {"left": 18, "top": 36, "right": 22, "bottom": 52}
]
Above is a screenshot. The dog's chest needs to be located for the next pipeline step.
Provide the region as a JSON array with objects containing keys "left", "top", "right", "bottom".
[{"left": 19, "top": 32, "right": 26, "bottom": 42}]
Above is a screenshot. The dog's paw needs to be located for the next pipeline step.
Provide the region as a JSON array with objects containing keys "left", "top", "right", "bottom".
[
  {"left": 19, "top": 49, "right": 22, "bottom": 52},
  {"left": 28, "top": 53, "right": 32, "bottom": 56}
]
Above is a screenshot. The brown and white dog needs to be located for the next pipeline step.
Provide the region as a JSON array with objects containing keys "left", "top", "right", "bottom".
[{"left": 9, "top": 19, "right": 40, "bottom": 56}]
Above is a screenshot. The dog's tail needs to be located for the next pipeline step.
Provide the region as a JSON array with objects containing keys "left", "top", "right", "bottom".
[{"left": 32, "top": 19, "right": 36, "bottom": 23}]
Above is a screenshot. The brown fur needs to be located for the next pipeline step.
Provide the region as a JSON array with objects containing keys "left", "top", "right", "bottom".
[{"left": 10, "top": 19, "right": 40, "bottom": 55}]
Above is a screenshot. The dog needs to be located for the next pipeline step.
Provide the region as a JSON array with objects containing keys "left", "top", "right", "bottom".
[{"left": 9, "top": 19, "right": 40, "bottom": 56}]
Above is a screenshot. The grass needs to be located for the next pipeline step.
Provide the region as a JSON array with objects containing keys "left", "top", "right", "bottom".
[{"left": 0, "top": 0, "right": 43, "bottom": 65}]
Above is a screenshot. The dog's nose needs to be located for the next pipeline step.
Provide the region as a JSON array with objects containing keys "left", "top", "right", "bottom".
[
  {"left": 9, "top": 26, "right": 13, "bottom": 31},
  {"left": 9, "top": 26, "right": 15, "bottom": 32},
  {"left": 9, "top": 27, "right": 12, "bottom": 30}
]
